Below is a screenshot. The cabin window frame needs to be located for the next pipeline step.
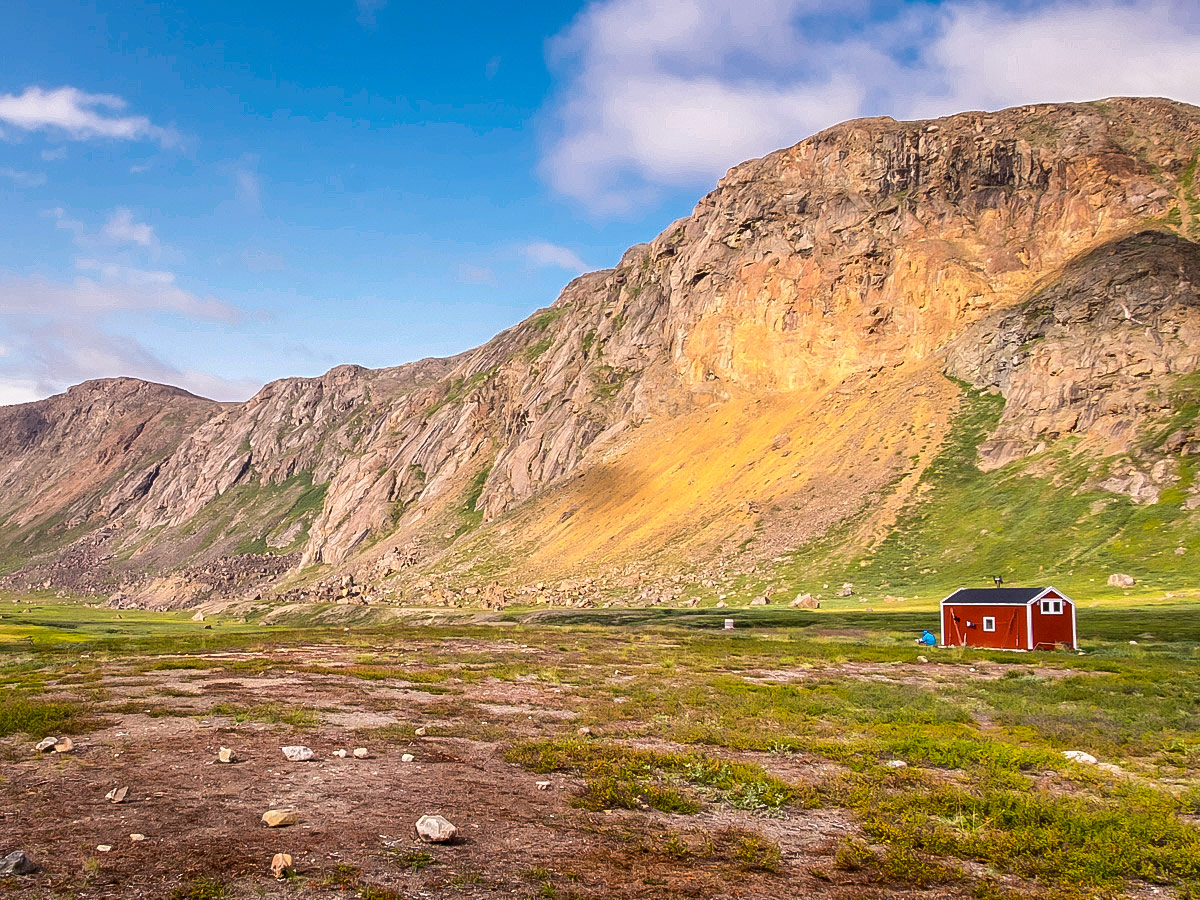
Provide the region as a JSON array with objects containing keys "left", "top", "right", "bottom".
[
  {"left": 1040, "top": 599, "right": 1064, "bottom": 615},
  {"left": 982, "top": 616, "right": 996, "bottom": 632}
]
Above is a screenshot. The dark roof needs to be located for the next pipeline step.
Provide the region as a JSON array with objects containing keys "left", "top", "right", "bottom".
[{"left": 943, "top": 587, "right": 1049, "bottom": 605}]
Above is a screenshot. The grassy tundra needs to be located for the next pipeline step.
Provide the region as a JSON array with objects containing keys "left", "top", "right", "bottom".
[{"left": 1, "top": 595, "right": 1198, "bottom": 900}]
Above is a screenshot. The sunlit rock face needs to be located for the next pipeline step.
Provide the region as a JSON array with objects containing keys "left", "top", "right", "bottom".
[{"left": 3, "top": 97, "right": 1199, "bottom": 599}]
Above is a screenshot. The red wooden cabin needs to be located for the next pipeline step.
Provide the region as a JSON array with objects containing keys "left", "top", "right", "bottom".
[{"left": 940, "top": 587, "right": 1077, "bottom": 651}]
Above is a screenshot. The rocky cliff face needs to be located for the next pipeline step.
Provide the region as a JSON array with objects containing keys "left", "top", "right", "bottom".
[{"left": 3, "top": 97, "right": 1200, "bottom": 605}]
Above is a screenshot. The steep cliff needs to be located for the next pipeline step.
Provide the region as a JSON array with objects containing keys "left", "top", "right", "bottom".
[{"left": 3, "top": 97, "right": 1200, "bottom": 606}]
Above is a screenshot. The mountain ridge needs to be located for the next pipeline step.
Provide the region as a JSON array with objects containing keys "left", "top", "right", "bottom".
[{"left": 4, "top": 96, "right": 1200, "bottom": 611}]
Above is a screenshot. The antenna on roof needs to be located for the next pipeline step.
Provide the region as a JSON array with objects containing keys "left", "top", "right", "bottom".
[{"left": 992, "top": 575, "right": 1003, "bottom": 587}]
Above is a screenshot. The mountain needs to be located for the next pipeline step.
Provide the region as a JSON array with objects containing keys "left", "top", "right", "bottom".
[{"left": 4, "top": 96, "right": 1200, "bottom": 611}]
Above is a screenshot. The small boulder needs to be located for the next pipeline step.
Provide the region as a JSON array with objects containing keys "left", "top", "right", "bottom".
[
  {"left": 577, "top": 726, "right": 593, "bottom": 738},
  {"left": 0, "top": 851, "right": 38, "bottom": 876},
  {"left": 916, "top": 656, "right": 929, "bottom": 664},
  {"left": 715, "top": 600, "right": 727, "bottom": 608},
  {"left": 1107, "top": 573, "right": 1135, "bottom": 588},
  {"left": 281, "top": 746, "right": 314, "bottom": 762},
  {"left": 415, "top": 814, "right": 457, "bottom": 844},
  {"left": 837, "top": 583, "right": 854, "bottom": 597},
  {"left": 217, "top": 747, "right": 236, "bottom": 764},
  {"left": 415, "top": 727, "right": 427, "bottom": 736},
  {"left": 262, "top": 809, "right": 299, "bottom": 828},
  {"left": 130, "top": 834, "right": 146, "bottom": 842},
  {"left": 96, "top": 845, "right": 112, "bottom": 853},
  {"left": 53, "top": 737, "right": 74, "bottom": 753},
  {"left": 884, "top": 759, "right": 908, "bottom": 769},
  {"left": 271, "top": 852, "right": 293, "bottom": 879},
  {"left": 352, "top": 748, "right": 370, "bottom": 759},
  {"left": 191, "top": 611, "right": 205, "bottom": 622},
  {"left": 790, "top": 593, "right": 819, "bottom": 609},
  {"left": 332, "top": 749, "right": 347, "bottom": 759},
  {"left": 105, "top": 786, "right": 129, "bottom": 804},
  {"left": 1063, "top": 750, "right": 1098, "bottom": 765},
  {"left": 33, "top": 737, "right": 57, "bottom": 753},
  {"left": 536, "top": 780, "right": 552, "bottom": 791},
  {"left": 749, "top": 596, "right": 769, "bottom": 606},
  {"left": 401, "top": 753, "right": 415, "bottom": 763}
]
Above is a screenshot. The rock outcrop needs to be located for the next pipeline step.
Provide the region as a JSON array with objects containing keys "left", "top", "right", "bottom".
[{"left": 2, "top": 97, "right": 1199, "bottom": 602}]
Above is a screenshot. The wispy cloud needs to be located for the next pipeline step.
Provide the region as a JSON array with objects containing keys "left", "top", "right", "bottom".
[
  {"left": 524, "top": 241, "right": 591, "bottom": 274},
  {"left": 100, "top": 207, "right": 157, "bottom": 249},
  {"left": 458, "top": 263, "right": 497, "bottom": 286},
  {"left": 356, "top": 0, "right": 387, "bottom": 26},
  {"left": 542, "top": 0, "right": 1200, "bottom": 213},
  {"left": 0, "top": 86, "right": 177, "bottom": 146},
  {"left": 0, "top": 167, "right": 46, "bottom": 187}
]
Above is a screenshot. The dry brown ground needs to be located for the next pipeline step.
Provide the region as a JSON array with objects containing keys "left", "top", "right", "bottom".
[{"left": 0, "top": 644, "right": 974, "bottom": 900}]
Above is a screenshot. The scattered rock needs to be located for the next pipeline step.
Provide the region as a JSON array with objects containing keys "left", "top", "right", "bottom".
[
  {"left": 217, "top": 747, "right": 236, "bottom": 764},
  {"left": 332, "top": 749, "right": 347, "bottom": 759},
  {"left": 401, "top": 753, "right": 415, "bottom": 763},
  {"left": 715, "top": 600, "right": 727, "bottom": 608},
  {"left": 271, "top": 852, "right": 293, "bottom": 880},
  {"left": 281, "top": 746, "right": 314, "bottom": 762},
  {"left": 885, "top": 760, "right": 908, "bottom": 769},
  {"left": 1107, "top": 573, "right": 1135, "bottom": 588},
  {"left": 916, "top": 655, "right": 929, "bottom": 664},
  {"left": 130, "top": 834, "right": 146, "bottom": 842},
  {"left": 33, "top": 737, "right": 57, "bottom": 753},
  {"left": 837, "top": 583, "right": 854, "bottom": 597},
  {"left": 1129, "top": 640, "right": 1139, "bottom": 646},
  {"left": 96, "top": 845, "right": 112, "bottom": 853},
  {"left": 0, "top": 851, "right": 38, "bottom": 876},
  {"left": 790, "top": 593, "right": 819, "bottom": 609},
  {"left": 105, "top": 786, "right": 129, "bottom": 804},
  {"left": 749, "top": 596, "right": 769, "bottom": 606},
  {"left": 353, "top": 747, "right": 370, "bottom": 759},
  {"left": 191, "top": 611, "right": 205, "bottom": 622},
  {"left": 577, "top": 726, "right": 593, "bottom": 738},
  {"left": 53, "top": 737, "right": 74, "bottom": 753},
  {"left": 1063, "top": 750, "right": 1098, "bottom": 765},
  {"left": 262, "top": 809, "right": 299, "bottom": 828},
  {"left": 415, "top": 727, "right": 427, "bottom": 736},
  {"left": 415, "top": 815, "right": 458, "bottom": 844},
  {"left": 536, "top": 780, "right": 552, "bottom": 791}
]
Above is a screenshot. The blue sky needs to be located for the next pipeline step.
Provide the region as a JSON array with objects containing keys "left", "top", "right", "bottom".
[{"left": 2, "top": 0, "right": 1198, "bottom": 403}]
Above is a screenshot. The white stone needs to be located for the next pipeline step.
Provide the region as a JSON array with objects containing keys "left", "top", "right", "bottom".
[
  {"left": 353, "top": 747, "right": 370, "bottom": 759},
  {"left": 281, "top": 745, "right": 314, "bottom": 762},
  {"left": 217, "top": 747, "right": 236, "bottom": 763},
  {"left": 105, "top": 786, "right": 129, "bottom": 803},
  {"left": 33, "top": 737, "right": 57, "bottom": 753},
  {"left": 1063, "top": 750, "right": 1098, "bottom": 765},
  {"left": 401, "top": 753, "right": 415, "bottom": 763},
  {"left": 130, "top": 834, "right": 146, "bottom": 842},
  {"left": 885, "top": 760, "right": 908, "bottom": 768},
  {"left": 536, "top": 780, "right": 552, "bottom": 790},
  {"left": 415, "top": 814, "right": 458, "bottom": 843},
  {"left": 96, "top": 845, "right": 112, "bottom": 853},
  {"left": 332, "top": 749, "right": 347, "bottom": 758},
  {"left": 53, "top": 737, "right": 74, "bottom": 753}
]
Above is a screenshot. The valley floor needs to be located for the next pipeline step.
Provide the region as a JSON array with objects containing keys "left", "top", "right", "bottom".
[{"left": 1, "top": 599, "right": 1199, "bottom": 899}]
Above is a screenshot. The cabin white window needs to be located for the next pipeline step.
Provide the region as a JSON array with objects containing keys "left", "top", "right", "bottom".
[
  {"left": 983, "top": 617, "right": 996, "bottom": 632},
  {"left": 1040, "top": 599, "right": 1064, "bottom": 615}
]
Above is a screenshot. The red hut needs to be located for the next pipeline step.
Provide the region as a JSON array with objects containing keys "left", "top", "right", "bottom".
[{"left": 940, "top": 587, "right": 1076, "bottom": 651}]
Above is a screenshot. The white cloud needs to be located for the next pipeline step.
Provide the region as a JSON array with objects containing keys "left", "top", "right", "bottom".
[
  {"left": 4, "top": 266, "right": 240, "bottom": 323},
  {"left": 0, "top": 86, "right": 177, "bottom": 145},
  {"left": 0, "top": 167, "right": 46, "bottom": 187},
  {"left": 542, "top": 0, "right": 1200, "bottom": 212},
  {"left": 524, "top": 241, "right": 591, "bottom": 274},
  {"left": 101, "top": 208, "right": 157, "bottom": 249}
]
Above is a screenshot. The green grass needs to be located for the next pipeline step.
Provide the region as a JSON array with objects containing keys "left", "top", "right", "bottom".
[
  {"left": 506, "top": 737, "right": 798, "bottom": 814},
  {"left": 0, "top": 694, "right": 94, "bottom": 737},
  {"left": 773, "top": 376, "right": 1200, "bottom": 602},
  {"left": 207, "top": 702, "right": 320, "bottom": 727}
]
